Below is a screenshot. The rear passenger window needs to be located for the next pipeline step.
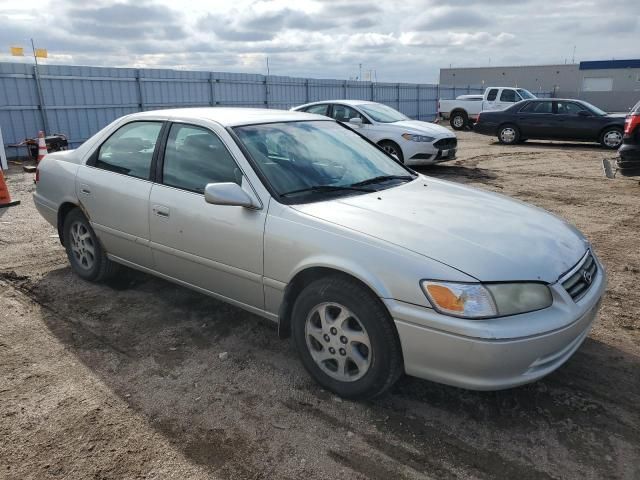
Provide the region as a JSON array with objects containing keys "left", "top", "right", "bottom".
[
  {"left": 500, "top": 89, "right": 517, "bottom": 102},
  {"left": 521, "top": 101, "right": 553, "bottom": 114},
  {"left": 305, "top": 104, "right": 329, "bottom": 116},
  {"left": 162, "top": 124, "right": 240, "bottom": 193},
  {"left": 96, "top": 121, "right": 162, "bottom": 179},
  {"left": 486, "top": 89, "right": 498, "bottom": 101}
]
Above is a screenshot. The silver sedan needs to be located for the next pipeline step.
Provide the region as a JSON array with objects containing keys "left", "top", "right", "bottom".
[{"left": 33, "top": 108, "right": 606, "bottom": 399}]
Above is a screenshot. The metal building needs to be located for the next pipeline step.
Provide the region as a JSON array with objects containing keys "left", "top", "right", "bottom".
[{"left": 440, "top": 59, "right": 640, "bottom": 112}]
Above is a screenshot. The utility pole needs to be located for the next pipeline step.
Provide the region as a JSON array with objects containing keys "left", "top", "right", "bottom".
[
  {"left": 571, "top": 45, "right": 576, "bottom": 64},
  {"left": 359, "top": 63, "right": 362, "bottom": 81},
  {"left": 30, "top": 38, "right": 49, "bottom": 135}
]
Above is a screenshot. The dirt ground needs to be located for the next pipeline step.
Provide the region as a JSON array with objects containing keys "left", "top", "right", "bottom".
[{"left": 1, "top": 130, "right": 639, "bottom": 480}]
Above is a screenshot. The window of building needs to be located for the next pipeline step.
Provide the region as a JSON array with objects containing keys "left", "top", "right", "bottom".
[{"left": 582, "top": 77, "right": 613, "bottom": 92}]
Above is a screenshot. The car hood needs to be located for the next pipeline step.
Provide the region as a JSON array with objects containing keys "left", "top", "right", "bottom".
[
  {"left": 391, "top": 120, "right": 453, "bottom": 137},
  {"left": 292, "top": 177, "right": 588, "bottom": 283}
]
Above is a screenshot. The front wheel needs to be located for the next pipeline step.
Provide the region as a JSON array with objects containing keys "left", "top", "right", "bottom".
[
  {"left": 497, "top": 124, "right": 520, "bottom": 145},
  {"left": 600, "top": 127, "right": 623, "bottom": 149},
  {"left": 291, "top": 276, "right": 403, "bottom": 399},
  {"left": 378, "top": 140, "right": 404, "bottom": 163},
  {"left": 63, "top": 208, "right": 119, "bottom": 282}
]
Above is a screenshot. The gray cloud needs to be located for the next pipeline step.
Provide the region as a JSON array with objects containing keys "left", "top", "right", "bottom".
[
  {"left": 414, "top": 9, "right": 490, "bottom": 31},
  {"left": 68, "top": 2, "right": 188, "bottom": 40}
]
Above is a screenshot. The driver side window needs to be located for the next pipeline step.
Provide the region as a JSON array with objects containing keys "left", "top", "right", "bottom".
[
  {"left": 162, "top": 124, "right": 241, "bottom": 193},
  {"left": 331, "top": 104, "right": 365, "bottom": 123}
]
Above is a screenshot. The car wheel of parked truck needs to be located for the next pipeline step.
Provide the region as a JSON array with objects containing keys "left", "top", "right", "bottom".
[
  {"left": 450, "top": 111, "right": 467, "bottom": 130},
  {"left": 291, "top": 275, "right": 403, "bottom": 399},
  {"left": 63, "top": 208, "right": 119, "bottom": 282},
  {"left": 498, "top": 124, "right": 520, "bottom": 145}
]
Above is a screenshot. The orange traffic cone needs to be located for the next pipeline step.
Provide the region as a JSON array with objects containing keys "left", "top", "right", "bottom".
[
  {"left": 36, "top": 131, "right": 48, "bottom": 163},
  {"left": 0, "top": 170, "right": 20, "bottom": 208}
]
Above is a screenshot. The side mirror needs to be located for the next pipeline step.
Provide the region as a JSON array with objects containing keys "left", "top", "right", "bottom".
[
  {"left": 578, "top": 110, "right": 591, "bottom": 117},
  {"left": 348, "top": 117, "right": 363, "bottom": 127},
  {"left": 204, "top": 182, "right": 258, "bottom": 208}
]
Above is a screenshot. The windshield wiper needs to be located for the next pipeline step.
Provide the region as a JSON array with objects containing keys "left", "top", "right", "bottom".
[
  {"left": 280, "top": 185, "right": 375, "bottom": 197},
  {"left": 350, "top": 175, "right": 414, "bottom": 187}
]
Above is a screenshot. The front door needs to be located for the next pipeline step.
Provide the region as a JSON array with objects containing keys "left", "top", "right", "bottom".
[
  {"left": 148, "top": 122, "right": 266, "bottom": 309},
  {"left": 76, "top": 120, "right": 164, "bottom": 267},
  {"left": 554, "top": 101, "right": 600, "bottom": 140}
]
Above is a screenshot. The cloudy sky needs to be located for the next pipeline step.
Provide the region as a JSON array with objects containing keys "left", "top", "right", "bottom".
[{"left": 0, "top": 0, "right": 638, "bottom": 82}]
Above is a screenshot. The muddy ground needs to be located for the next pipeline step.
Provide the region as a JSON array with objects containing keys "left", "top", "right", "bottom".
[{"left": 1, "top": 130, "right": 639, "bottom": 479}]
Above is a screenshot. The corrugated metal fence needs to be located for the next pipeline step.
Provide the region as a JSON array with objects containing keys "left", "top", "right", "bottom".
[{"left": 0, "top": 62, "right": 490, "bottom": 156}]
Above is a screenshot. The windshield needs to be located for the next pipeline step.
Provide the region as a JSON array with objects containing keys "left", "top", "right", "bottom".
[
  {"left": 358, "top": 103, "right": 409, "bottom": 123},
  {"left": 581, "top": 101, "right": 607, "bottom": 116},
  {"left": 516, "top": 89, "right": 536, "bottom": 100},
  {"left": 233, "top": 121, "right": 414, "bottom": 203}
]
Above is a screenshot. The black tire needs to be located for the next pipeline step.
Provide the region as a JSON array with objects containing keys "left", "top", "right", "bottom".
[
  {"left": 378, "top": 140, "right": 404, "bottom": 163},
  {"left": 63, "top": 208, "right": 119, "bottom": 282},
  {"left": 599, "top": 127, "right": 623, "bottom": 149},
  {"left": 450, "top": 111, "right": 468, "bottom": 130},
  {"left": 291, "top": 275, "right": 403, "bottom": 400},
  {"left": 497, "top": 124, "right": 520, "bottom": 145}
]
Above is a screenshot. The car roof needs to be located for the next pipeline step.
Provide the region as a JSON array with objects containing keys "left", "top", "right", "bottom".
[
  {"left": 122, "top": 107, "right": 330, "bottom": 127},
  {"left": 296, "top": 99, "right": 378, "bottom": 108}
]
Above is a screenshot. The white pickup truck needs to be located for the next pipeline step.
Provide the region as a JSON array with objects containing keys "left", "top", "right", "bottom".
[{"left": 438, "top": 87, "right": 537, "bottom": 130}]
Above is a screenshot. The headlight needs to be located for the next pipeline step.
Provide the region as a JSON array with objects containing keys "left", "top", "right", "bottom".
[
  {"left": 402, "top": 133, "right": 434, "bottom": 142},
  {"left": 421, "top": 281, "right": 552, "bottom": 319}
]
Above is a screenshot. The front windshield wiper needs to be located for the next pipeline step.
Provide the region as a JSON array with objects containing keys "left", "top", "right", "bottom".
[
  {"left": 280, "top": 185, "right": 375, "bottom": 197},
  {"left": 350, "top": 175, "right": 414, "bottom": 187}
]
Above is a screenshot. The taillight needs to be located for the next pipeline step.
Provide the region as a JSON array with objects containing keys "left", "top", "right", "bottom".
[
  {"left": 624, "top": 114, "right": 640, "bottom": 135},
  {"left": 477, "top": 113, "right": 482, "bottom": 123},
  {"left": 35, "top": 167, "right": 40, "bottom": 183}
]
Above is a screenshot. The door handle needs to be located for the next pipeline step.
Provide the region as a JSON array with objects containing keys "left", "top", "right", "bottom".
[
  {"left": 79, "top": 184, "right": 91, "bottom": 195},
  {"left": 153, "top": 205, "right": 170, "bottom": 218}
]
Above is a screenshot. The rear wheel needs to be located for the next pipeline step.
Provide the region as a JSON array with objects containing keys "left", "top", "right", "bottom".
[
  {"left": 291, "top": 275, "right": 403, "bottom": 399},
  {"left": 497, "top": 124, "right": 520, "bottom": 145},
  {"left": 600, "top": 127, "right": 623, "bottom": 149},
  {"left": 378, "top": 140, "right": 404, "bottom": 163},
  {"left": 63, "top": 208, "right": 119, "bottom": 282},
  {"left": 450, "top": 111, "right": 468, "bottom": 130}
]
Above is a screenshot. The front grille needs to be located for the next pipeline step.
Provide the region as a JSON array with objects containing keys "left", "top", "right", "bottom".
[
  {"left": 434, "top": 137, "right": 457, "bottom": 150},
  {"left": 562, "top": 252, "right": 597, "bottom": 302}
]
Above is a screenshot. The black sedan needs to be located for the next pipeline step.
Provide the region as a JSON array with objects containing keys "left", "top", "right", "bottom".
[{"left": 473, "top": 99, "right": 626, "bottom": 149}]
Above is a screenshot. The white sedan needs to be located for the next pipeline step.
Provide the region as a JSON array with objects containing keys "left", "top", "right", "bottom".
[{"left": 292, "top": 100, "right": 457, "bottom": 166}]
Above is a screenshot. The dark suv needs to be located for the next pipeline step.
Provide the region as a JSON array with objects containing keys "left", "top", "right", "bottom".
[{"left": 617, "top": 100, "right": 640, "bottom": 176}]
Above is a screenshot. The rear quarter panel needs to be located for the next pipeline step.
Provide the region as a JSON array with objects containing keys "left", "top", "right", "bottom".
[{"left": 33, "top": 152, "right": 81, "bottom": 228}]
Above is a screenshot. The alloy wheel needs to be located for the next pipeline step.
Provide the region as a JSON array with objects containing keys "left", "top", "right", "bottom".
[
  {"left": 69, "top": 221, "right": 96, "bottom": 270},
  {"left": 304, "top": 302, "right": 372, "bottom": 382},
  {"left": 500, "top": 127, "right": 516, "bottom": 143},
  {"left": 452, "top": 115, "right": 464, "bottom": 128},
  {"left": 603, "top": 130, "right": 622, "bottom": 148}
]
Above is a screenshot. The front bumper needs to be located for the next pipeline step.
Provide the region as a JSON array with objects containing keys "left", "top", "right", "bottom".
[
  {"left": 385, "top": 253, "right": 606, "bottom": 390},
  {"left": 403, "top": 137, "right": 457, "bottom": 166}
]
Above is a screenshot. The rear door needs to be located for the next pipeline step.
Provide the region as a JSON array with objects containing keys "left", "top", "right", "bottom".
[
  {"left": 76, "top": 120, "right": 164, "bottom": 267},
  {"left": 493, "top": 88, "right": 522, "bottom": 111},
  {"left": 148, "top": 121, "right": 266, "bottom": 309},
  {"left": 516, "top": 101, "right": 555, "bottom": 138},
  {"left": 482, "top": 88, "right": 500, "bottom": 111}
]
